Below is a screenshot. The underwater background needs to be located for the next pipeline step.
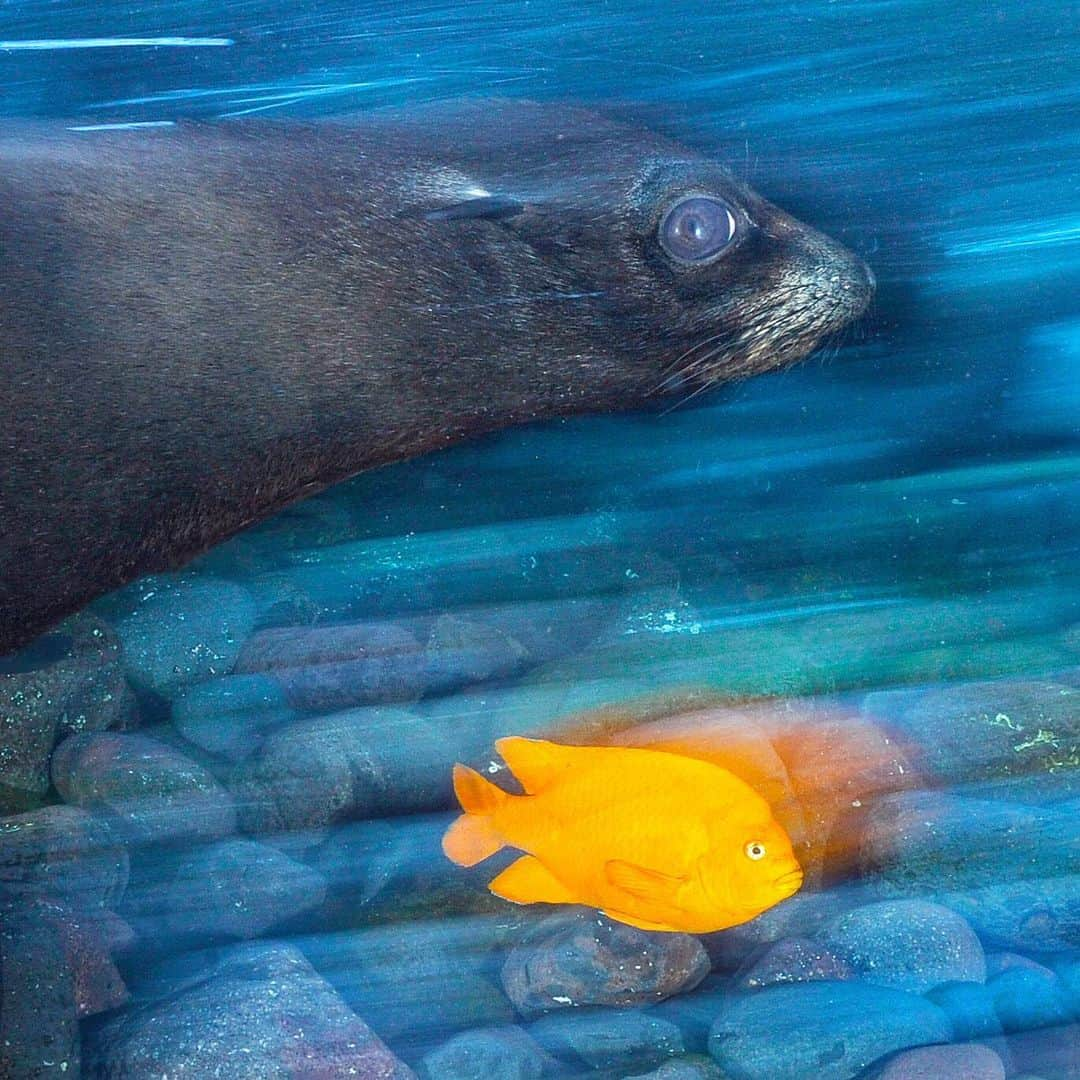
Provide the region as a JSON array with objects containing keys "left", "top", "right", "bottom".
[{"left": 1, "top": 1, "right": 1078, "bottom": 1078}]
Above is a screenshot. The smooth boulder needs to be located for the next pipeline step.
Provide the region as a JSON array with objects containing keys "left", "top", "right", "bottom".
[
  {"left": 820, "top": 900, "right": 986, "bottom": 993},
  {"left": 51, "top": 731, "right": 236, "bottom": 846},
  {"left": 86, "top": 942, "right": 413, "bottom": 1078},
  {"left": 501, "top": 909, "right": 710, "bottom": 1016},
  {"left": 708, "top": 982, "right": 952, "bottom": 1080}
]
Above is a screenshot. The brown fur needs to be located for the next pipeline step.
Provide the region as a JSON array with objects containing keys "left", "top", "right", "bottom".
[{"left": 0, "top": 102, "right": 872, "bottom": 654}]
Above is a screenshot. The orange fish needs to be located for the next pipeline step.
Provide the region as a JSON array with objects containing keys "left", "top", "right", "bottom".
[{"left": 442, "top": 737, "right": 803, "bottom": 933}]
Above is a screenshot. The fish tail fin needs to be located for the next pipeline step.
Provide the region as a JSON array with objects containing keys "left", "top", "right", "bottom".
[{"left": 442, "top": 764, "right": 507, "bottom": 867}]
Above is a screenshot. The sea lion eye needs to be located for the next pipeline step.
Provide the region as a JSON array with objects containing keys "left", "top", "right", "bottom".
[
  {"left": 659, "top": 196, "right": 737, "bottom": 264},
  {"left": 745, "top": 841, "right": 767, "bottom": 861}
]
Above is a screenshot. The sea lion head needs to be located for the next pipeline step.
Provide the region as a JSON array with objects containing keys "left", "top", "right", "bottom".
[
  {"left": 0, "top": 105, "right": 875, "bottom": 653},
  {"left": 394, "top": 102, "right": 874, "bottom": 408}
]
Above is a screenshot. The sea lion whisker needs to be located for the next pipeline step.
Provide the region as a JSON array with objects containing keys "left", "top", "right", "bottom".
[
  {"left": 659, "top": 329, "right": 731, "bottom": 376},
  {"left": 661, "top": 376, "right": 723, "bottom": 415},
  {"left": 651, "top": 341, "right": 726, "bottom": 395}
]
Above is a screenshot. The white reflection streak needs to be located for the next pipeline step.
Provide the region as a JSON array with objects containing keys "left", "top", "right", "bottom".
[
  {"left": 68, "top": 121, "right": 177, "bottom": 131},
  {"left": 217, "top": 77, "right": 430, "bottom": 116},
  {"left": 0, "top": 37, "right": 234, "bottom": 50}
]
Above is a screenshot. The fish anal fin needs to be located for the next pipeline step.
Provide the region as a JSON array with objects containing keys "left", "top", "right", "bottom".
[
  {"left": 601, "top": 910, "right": 683, "bottom": 933},
  {"left": 494, "top": 736, "right": 575, "bottom": 794},
  {"left": 604, "top": 860, "right": 686, "bottom": 906},
  {"left": 488, "top": 855, "right": 576, "bottom": 906}
]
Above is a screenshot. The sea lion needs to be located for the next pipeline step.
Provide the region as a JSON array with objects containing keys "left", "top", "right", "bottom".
[{"left": 0, "top": 101, "right": 873, "bottom": 655}]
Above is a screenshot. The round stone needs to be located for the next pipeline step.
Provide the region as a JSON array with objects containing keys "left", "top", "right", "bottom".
[{"left": 820, "top": 900, "right": 985, "bottom": 993}]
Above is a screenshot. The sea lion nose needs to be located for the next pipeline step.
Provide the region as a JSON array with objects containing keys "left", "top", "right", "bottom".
[{"left": 836, "top": 248, "right": 876, "bottom": 317}]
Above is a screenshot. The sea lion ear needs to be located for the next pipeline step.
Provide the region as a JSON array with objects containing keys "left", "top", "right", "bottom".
[{"left": 420, "top": 195, "right": 525, "bottom": 222}]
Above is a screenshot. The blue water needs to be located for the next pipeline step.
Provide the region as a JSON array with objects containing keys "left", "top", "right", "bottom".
[{"left": 1, "top": 2, "right": 1078, "bottom": 1078}]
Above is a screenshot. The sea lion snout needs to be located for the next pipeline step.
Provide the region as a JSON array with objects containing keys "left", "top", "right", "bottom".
[
  {"left": 749, "top": 199, "right": 876, "bottom": 330},
  {"left": 638, "top": 170, "right": 876, "bottom": 388}
]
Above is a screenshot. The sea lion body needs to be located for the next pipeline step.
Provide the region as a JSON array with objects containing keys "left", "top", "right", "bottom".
[{"left": 0, "top": 102, "right": 873, "bottom": 654}]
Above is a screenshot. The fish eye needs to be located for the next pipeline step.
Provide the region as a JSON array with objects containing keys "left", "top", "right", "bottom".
[
  {"left": 658, "top": 195, "right": 737, "bottom": 264},
  {"left": 744, "top": 841, "right": 767, "bottom": 861}
]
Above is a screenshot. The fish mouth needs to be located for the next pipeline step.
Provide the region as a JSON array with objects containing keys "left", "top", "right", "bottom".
[{"left": 773, "top": 868, "right": 804, "bottom": 895}]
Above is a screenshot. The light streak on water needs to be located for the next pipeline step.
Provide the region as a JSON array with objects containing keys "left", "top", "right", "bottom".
[
  {"left": 216, "top": 77, "right": 433, "bottom": 116},
  {"left": 67, "top": 121, "right": 177, "bottom": 132},
  {"left": 81, "top": 77, "right": 433, "bottom": 117},
  {"left": 0, "top": 36, "right": 233, "bottom": 51},
  {"left": 0, "top": 37, "right": 234, "bottom": 50},
  {"left": 946, "top": 216, "right": 1080, "bottom": 257},
  {"left": 623, "top": 594, "right": 902, "bottom": 636}
]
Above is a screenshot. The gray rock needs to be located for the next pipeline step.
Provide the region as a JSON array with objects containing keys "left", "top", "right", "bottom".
[
  {"left": 988, "top": 966, "right": 1074, "bottom": 1033},
  {"left": 232, "top": 600, "right": 606, "bottom": 714},
  {"left": 423, "top": 612, "right": 534, "bottom": 695},
  {"left": 0, "top": 898, "right": 132, "bottom": 1076},
  {"left": 173, "top": 673, "right": 300, "bottom": 761},
  {"left": 940, "top": 874, "right": 1080, "bottom": 953},
  {"left": 862, "top": 678, "right": 1079, "bottom": 785},
  {"left": 624, "top": 1056, "right": 727, "bottom": 1080},
  {"left": 708, "top": 982, "right": 952, "bottom": 1080},
  {"left": 0, "top": 615, "right": 135, "bottom": 811},
  {"left": 311, "top": 814, "right": 500, "bottom": 927},
  {"left": 247, "top": 537, "right": 672, "bottom": 627},
  {"left": 0, "top": 804, "right": 128, "bottom": 909},
  {"left": 231, "top": 707, "right": 453, "bottom": 834},
  {"left": 121, "top": 838, "right": 326, "bottom": 948},
  {"left": 856, "top": 790, "right": 1080, "bottom": 893},
  {"left": 996, "top": 1022, "right": 1080, "bottom": 1080},
  {"left": 733, "top": 936, "right": 852, "bottom": 990},
  {"left": 112, "top": 574, "right": 257, "bottom": 696},
  {"left": 984, "top": 951, "right": 1058, "bottom": 979},
  {"left": 51, "top": 731, "right": 236, "bottom": 846},
  {"left": 650, "top": 977, "right": 737, "bottom": 1055},
  {"left": 235, "top": 620, "right": 424, "bottom": 710},
  {"left": 1054, "top": 952, "right": 1080, "bottom": 1010},
  {"left": 420, "top": 597, "right": 610, "bottom": 692},
  {"left": 0, "top": 898, "right": 82, "bottom": 1079},
  {"left": 420, "top": 1027, "right": 555, "bottom": 1080},
  {"left": 703, "top": 887, "right": 861, "bottom": 972},
  {"left": 870, "top": 1044, "right": 1005, "bottom": 1080},
  {"left": 925, "top": 981, "right": 1004, "bottom": 1040},
  {"left": 303, "top": 917, "right": 515, "bottom": 1058},
  {"left": 502, "top": 909, "right": 710, "bottom": 1017},
  {"left": 87, "top": 942, "right": 414, "bottom": 1078},
  {"left": 37, "top": 899, "right": 131, "bottom": 1018},
  {"left": 529, "top": 1008, "right": 684, "bottom": 1071},
  {"left": 820, "top": 899, "right": 986, "bottom": 993}
]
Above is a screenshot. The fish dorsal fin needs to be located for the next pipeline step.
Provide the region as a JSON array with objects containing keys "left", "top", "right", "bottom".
[
  {"left": 494, "top": 736, "right": 576, "bottom": 794},
  {"left": 604, "top": 860, "right": 687, "bottom": 907}
]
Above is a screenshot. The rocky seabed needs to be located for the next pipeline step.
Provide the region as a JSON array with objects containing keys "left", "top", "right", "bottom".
[{"left": 1, "top": 578, "right": 1078, "bottom": 1080}]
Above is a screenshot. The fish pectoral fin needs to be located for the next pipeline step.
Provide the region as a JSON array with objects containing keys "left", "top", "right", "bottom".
[
  {"left": 604, "top": 860, "right": 687, "bottom": 906},
  {"left": 488, "top": 855, "right": 576, "bottom": 906},
  {"left": 494, "top": 736, "right": 575, "bottom": 795}
]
